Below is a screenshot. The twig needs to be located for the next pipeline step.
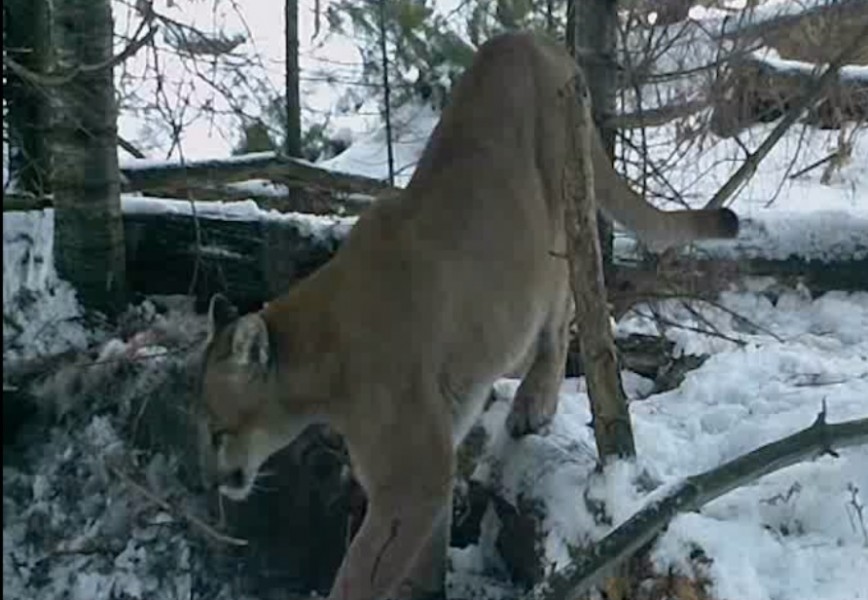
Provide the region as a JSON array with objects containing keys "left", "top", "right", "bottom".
[
  {"left": 3, "top": 22, "right": 158, "bottom": 87},
  {"left": 704, "top": 20, "right": 868, "bottom": 209},
  {"left": 118, "top": 136, "right": 147, "bottom": 159},
  {"left": 107, "top": 463, "right": 249, "bottom": 547},
  {"left": 639, "top": 306, "right": 747, "bottom": 347},
  {"left": 529, "top": 409, "right": 868, "bottom": 600},
  {"left": 4, "top": 339, "right": 202, "bottom": 383},
  {"left": 684, "top": 294, "right": 784, "bottom": 343}
]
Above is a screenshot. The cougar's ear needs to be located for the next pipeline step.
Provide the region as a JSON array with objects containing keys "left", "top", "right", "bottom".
[
  {"left": 231, "top": 314, "right": 270, "bottom": 367},
  {"left": 208, "top": 294, "right": 238, "bottom": 338}
]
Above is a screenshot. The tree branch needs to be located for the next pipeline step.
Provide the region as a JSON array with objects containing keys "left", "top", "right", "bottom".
[
  {"left": 107, "top": 463, "right": 249, "bottom": 547},
  {"left": 704, "top": 20, "right": 868, "bottom": 209},
  {"left": 529, "top": 409, "right": 868, "bottom": 600},
  {"left": 605, "top": 100, "right": 707, "bottom": 130},
  {"left": 3, "top": 22, "right": 158, "bottom": 87}
]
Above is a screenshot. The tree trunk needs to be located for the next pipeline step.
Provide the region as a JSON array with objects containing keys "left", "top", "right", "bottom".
[
  {"left": 568, "top": 0, "right": 618, "bottom": 279},
  {"left": 51, "top": 0, "right": 126, "bottom": 315},
  {"left": 564, "top": 72, "right": 636, "bottom": 463},
  {"left": 378, "top": 0, "right": 396, "bottom": 186},
  {"left": 284, "top": 0, "right": 302, "bottom": 157},
  {"left": 4, "top": 0, "right": 52, "bottom": 195}
]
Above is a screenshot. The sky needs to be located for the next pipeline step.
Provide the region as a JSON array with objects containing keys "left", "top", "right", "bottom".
[
  {"left": 114, "top": 0, "right": 462, "bottom": 161},
  {"left": 111, "top": 0, "right": 818, "bottom": 163}
]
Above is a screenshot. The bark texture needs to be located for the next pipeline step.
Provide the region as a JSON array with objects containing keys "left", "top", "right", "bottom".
[
  {"left": 568, "top": 0, "right": 618, "bottom": 278},
  {"left": 284, "top": 0, "right": 302, "bottom": 157},
  {"left": 563, "top": 73, "right": 636, "bottom": 461},
  {"left": 50, "top": 0, "right": 126, "bottom": 315},
  {"left": 4, "top": 0, "right": 52, "bottom": 195}
]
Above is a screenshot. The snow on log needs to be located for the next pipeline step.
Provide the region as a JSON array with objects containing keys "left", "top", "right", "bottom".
[
  {"left": 613, "top": 211, "right": 868, "bottom": 300},
  {"left": 102, "top": 200, "right": 868, "bottom": 308},
  {"left": 715, "top": 0, "right": 866, "bottom": 41},
  {"left": 4, "top": 151, "right": 391, "bottom": 216},
  {"left": 121, "top": 196, "right": 355, "bottom": 312},
  {"left": 6, "top": 198, "right": 864, "bottom": 313},
  {"left": 711, "top": 47, "right": 868, "bottom": 136},
  {"left": 119, "top": 151, "right": 393, "bottom": 197}
]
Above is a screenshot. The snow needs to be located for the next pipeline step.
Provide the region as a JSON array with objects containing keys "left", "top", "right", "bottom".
[
  {"left": 3, "top": 296, "right": 228, "bottom": 600},
  {"left": 118, "top": 151, "right": 302, "bottom": 172},
  {"left": 5, "top": 214, "right": 868, "bottom": 600},
  {"left": 613, "top": 115, "right": 868, "bottom": 264},
  {"left": 318, "top": 103, "right": 441, "bottom": 187},
  {"left": 120, "top": 194, "right": 357, "bottom": 241},
  {"left": 319, "top": 111, "right": 868, "bottom": 264},
  {"left": 224, "top": 179, "right": 291, "bottom": 198},
  {"left": 459, "top": 287, "right": 868, "bottom": 599},
  {"left": 702, "top": 210, "right": 868, "bottom": 262},
  {"left": 751, "top": 47, "right": 868, "bottom": 84},
  {"left": 688, "top": 0, "right": 851, "bottom": 38},
  {"left": 5, "top": 2, "right": 868, "bottom": 597},
  {"left": 6, "top": 115, "right": 868, "bottom": 600},
  {"left": 2, "top": 210, "right": 94, "bottom": 362}
]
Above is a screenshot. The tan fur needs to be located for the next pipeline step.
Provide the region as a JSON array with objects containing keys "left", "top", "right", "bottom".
[{"left": 200, "top": 32, "right": 738, "bottom": 600}]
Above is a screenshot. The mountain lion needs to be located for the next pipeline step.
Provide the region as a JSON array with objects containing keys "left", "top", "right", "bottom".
[{"left": 199, "top": 32, "right": 738, "bottom": 600}]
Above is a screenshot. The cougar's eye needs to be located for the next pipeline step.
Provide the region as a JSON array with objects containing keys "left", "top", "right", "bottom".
[{"left": 211, "top": 429, "right": 228, "bottom": 449}]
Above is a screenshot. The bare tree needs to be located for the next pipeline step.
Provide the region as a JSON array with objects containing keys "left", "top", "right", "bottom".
[{"left": 51, "top": 0, "right": 126, "bottom": 315}]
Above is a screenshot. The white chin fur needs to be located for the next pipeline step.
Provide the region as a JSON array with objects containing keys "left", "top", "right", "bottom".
[{"left": 219, "top": 482, "right": 253, "bottom": 502}]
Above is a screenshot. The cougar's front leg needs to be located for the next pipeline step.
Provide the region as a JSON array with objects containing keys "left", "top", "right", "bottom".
[
  {"left": 506, "top": 290, "right": 571, "bottom": 437},
  {"left": 398, "top": 485, "right": 453, "bottom": 600},
  {"left": 329, "top": 424, "right": 453, "bottom": 600}
]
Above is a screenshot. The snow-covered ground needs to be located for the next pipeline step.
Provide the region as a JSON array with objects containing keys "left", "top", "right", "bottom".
[
  {"left": 451, "top": 285, "right": 868, "bottom": 600},
  {"left": 3, "top": 210, "right": 96, "bottom": 362},
  {"left": 4, "top": 4, "right": 868, "bottom": 596},
  {"left": 5, "top": 106, "right": 868, "bottom": 600},
  {"left": 4, "top": 211, "right": 867, "bottom": 600}
]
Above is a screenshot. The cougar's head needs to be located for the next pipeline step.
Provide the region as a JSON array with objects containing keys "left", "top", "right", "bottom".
[{"left": 199, "top": 294, "right": 309, "bottom": 501}]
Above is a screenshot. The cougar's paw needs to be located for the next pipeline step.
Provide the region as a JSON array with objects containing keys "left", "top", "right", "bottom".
[
  {"left": 406, "top": 588, "right": 446, "bottom": 600},
  {"left": 505, "top": 392, "right": 557, "bottom": 438}
]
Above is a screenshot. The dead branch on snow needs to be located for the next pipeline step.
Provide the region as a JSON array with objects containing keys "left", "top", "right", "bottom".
[{"left": 529, "top": 408, "right": 868, "bottom": 600}]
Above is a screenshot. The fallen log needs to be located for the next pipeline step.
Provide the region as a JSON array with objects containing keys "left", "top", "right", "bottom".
[
  {"left": 4, "top": 153, "right": 392, "bottom": 216},
  {"left": 7, "top": 197, "right": 865, "bottom": 313},
  {"left": 710, "top": 50, "right": 868, "bottom": 137},
  {"left": 718, "top": 0, "right": 867, "bottom": 43},
  {"left": 119, "top": 151, "right": 393, "bottom": 196},
  {"left": 121, "top": 197, "right": 353, "bottom": 313},
  {"left": 124, "top": 203, "right": 868, "bottom": 312}
]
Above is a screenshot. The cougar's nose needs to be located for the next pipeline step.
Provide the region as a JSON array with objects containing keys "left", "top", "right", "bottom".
[{"left": 218, "top": 468, "right": 245, "bottom": 489}]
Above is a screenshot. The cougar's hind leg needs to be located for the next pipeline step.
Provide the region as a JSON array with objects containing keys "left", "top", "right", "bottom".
[{"left": 506, "top": 289, "right": 571, "bottom": 437}]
